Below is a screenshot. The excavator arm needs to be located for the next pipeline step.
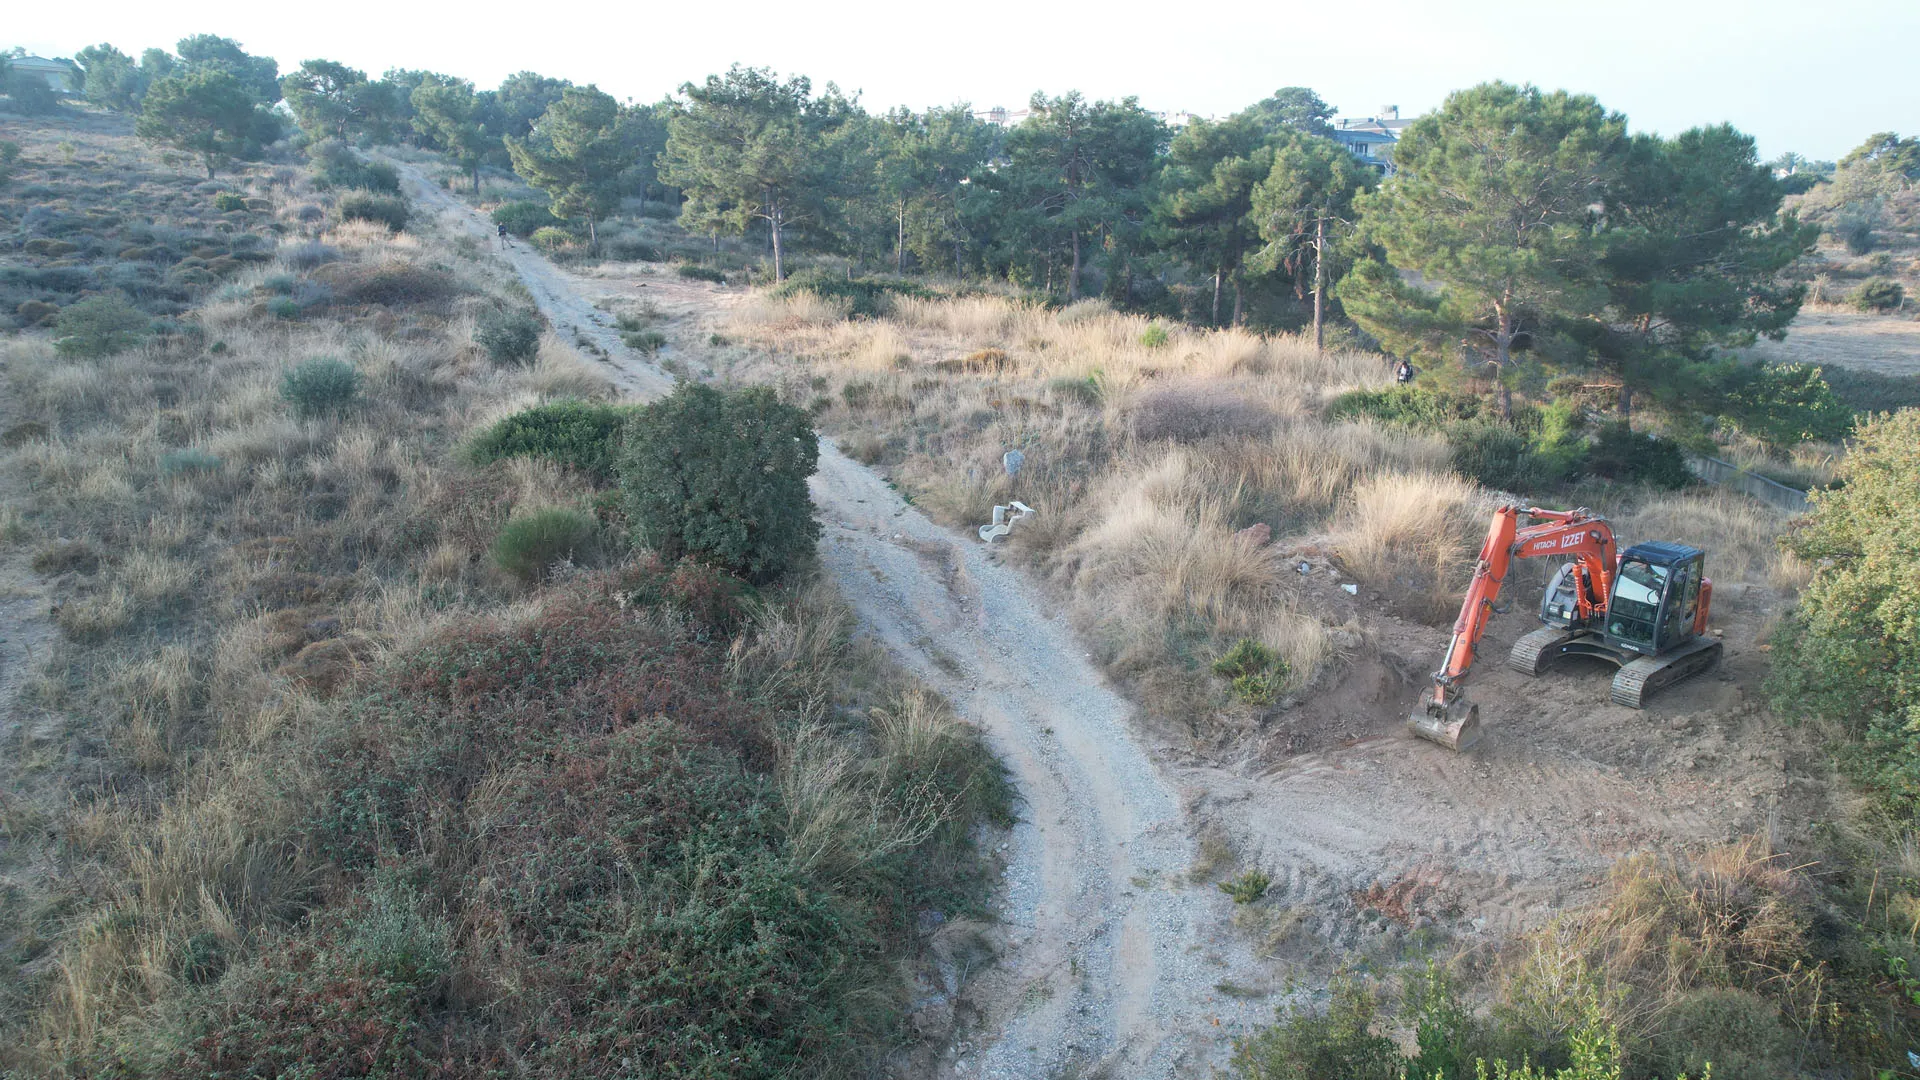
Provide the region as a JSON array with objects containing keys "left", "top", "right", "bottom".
[{"left": 1410, "top": 506, "right": 1617, "bottom": 750}]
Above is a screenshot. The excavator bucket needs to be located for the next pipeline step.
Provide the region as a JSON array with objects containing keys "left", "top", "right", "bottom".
[{"left": 1409, "top": 694, "right": 1482, "bottom": 752}]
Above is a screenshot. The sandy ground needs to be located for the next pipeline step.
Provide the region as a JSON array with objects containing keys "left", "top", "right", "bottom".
[
  {"left": 1748, "top": 308, "right": 1920, "bottom": 376},
  {"left": 400, "top": 166, "right": 1841, "bottom": 1077}
]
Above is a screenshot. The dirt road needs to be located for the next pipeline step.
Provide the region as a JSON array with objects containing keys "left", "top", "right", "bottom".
[
  {"left": 400, "top": 167, "right": 1836, "bottom": 1077},
  {"left": 402, "top": 168, "right": 1278, "bottom": 1076}
]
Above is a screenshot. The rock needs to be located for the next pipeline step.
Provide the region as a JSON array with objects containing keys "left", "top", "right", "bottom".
[
  {"left": 1003, "top": 449, "right": 1025, "bottom": 477},
  {"left": 1234, "top": 522, "right": 1271, "bottom": 548}
]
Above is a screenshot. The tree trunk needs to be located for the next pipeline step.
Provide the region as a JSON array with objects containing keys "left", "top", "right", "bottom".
[
  {"left": 472, "top": 163, "right": 481, "bottom": 195},
  {"left": 1494, "top": 305, "right": 1514, "bottom": 420},
  {"left": 1123, "top": 259, "right": 1134, "bottom": 306},
  {"left": 1231, "top": 274, "right": 1244, "bottom": 326},
  {"left": 1312, "top": 216, "right": 1327, "bottom": 355},
  {"left": 1211, "top": 267, "right": 1223, "bottom": 327},
  {"left": 896, "top": 198, "right": 906, "bottom": 275},
  {"left": 1617, "top": 382, "right": 1633, "bottom": 420},
  {"left": 587, "top": 216, "right": 598, "bottom": 256},
  {"left": 1068, "top": 229, "right": 1082, "bottom": 300},
  {"left": 770, "top": 213, "right": 785, "bottom": 282}
]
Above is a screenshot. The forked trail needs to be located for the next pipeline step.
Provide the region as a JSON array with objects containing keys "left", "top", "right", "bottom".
[{"left": 400, "top": 167, "right": 1273, "bottom": 1077}]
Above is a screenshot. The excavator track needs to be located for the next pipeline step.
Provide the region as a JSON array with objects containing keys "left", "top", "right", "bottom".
[
  {"left": 1609, "top": 637, "right": 1723, "bottom": 709},
  {"left": 1508, "top": 628, "right": 1581, "bottom": 676}
]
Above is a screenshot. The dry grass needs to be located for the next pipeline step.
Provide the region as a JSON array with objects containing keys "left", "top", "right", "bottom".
[
  {"left": 0, "top": 143, "right": 620, "bottom": 1067},
  {"left": 1331, "top": 471, "right": 1486, "bottom": 623},
  {"left": 1618, "top": 489, "right": 1803, "bottom": 590},
  {"left": 726, "top": 292, "right": 1439, "bottom": 737}
]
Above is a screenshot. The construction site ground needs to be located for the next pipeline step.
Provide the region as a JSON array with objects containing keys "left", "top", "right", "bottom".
[{"left": 401, "top": 166, "right": 1842, "bottom": 1077}]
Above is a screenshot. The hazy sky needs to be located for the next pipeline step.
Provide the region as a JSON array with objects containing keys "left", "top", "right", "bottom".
[{"left": 11, "top": 0, "right": 1916, "bottom": 160}]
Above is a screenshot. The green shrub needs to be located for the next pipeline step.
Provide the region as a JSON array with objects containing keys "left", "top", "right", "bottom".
[
  {"left": 530, "top": 226, "right": 575, "bottom": 251},
  {"left": 158, "top": 448, "right": 221, "bottom": 477},
  {"left": 464, "top": 399, "right": 632, "bottom": 482},
  {"left": 1229, "top": 979, "right": 1402, "bottom": 1080},
  {"left": 769, "top": 268, "right": 932, "bottom": 318},
  {"left": 475, "top": 307, "right": 544, "bottom": 366},
  {"left": 676, "top": 264, "right": 727, "bottom": 284},
  {"left": 1444, "top": 419, "right": 1574, "bottom": 492},
  {"left": 5, "top": 72, "right": 59, "bottom": 117},
  {"left": 310, "top": 140, "right": 402, "bottom": 193},
  {"left": 1140, "top": 322, "right": 1171, "bottom": 348},
  {"left": 490, "top": 507, "right": 599, "bottom": 580},
  {"left": 1212, "top": 638, "right": 1289, "bottom": 705},
  {"left": 1768, "top": 411, "right": 1920, "bottom": 817},
  {"left": 1832, "top": 206, "right": 1878, "bottom": 255},
  {"left": 490, "top": 200, "right": 562, "bottom": 237},
  {"left": 1715, "top": 363, "right": 1855, "bottom": 450},
  {"left": 212, "top": 191, "right": 247, "bottom": 212},
  {"left": 52, "top": 294, "right": 147, "bottom": 358},
  {"left": 1583, "top": 423, "right": 1693, "bottom": 489},
  {"left": 620, "top": 383, "right": 820, "bottom": 582},
  {"left": 623, "top": 329, "right": 667, "bottom": 354},
  {"left": 0, "top": 140, "right": 19, "bottom": 187},
  {"left": 1329, "top": 385, "right": 1483, "bottom": 430},
  {"left": 1219, "top": 869, "right": 1271, "bottom": 904},
  {"left": 279, "top": 357, "right": 361, "bottom": 419},
  {"left": 1816, "top": 364, "right": 1920, "bottom": 414},
  {"left": 1852, "top": 277, "right": 1905, "bottom": 313},
  {"left": 1048, "top": 375, "right": 1102, "bottom": 407},
  {"left": 338, "top": 192, "right": 410, "bottom": 232},
  {"left": 266, "top": 296, "right": 300, "bottom": 319}
]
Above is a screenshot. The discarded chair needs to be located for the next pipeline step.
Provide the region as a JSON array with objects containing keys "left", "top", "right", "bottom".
[{"left": 978, "top": 501, "right": 1035, "bottom": 543}]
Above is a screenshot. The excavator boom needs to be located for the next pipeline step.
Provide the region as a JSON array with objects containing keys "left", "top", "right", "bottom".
[{"left": 1410, "top": 506, "right": 1617, "bottom": 751}]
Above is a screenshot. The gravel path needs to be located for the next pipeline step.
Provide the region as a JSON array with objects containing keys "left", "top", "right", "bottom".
[{"left": 399, "top": 166, "right": 1271, "bottom": 1076}]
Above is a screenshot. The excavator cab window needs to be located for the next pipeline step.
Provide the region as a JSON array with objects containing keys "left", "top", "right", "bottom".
[{"left": 1607, "top": 557, "right": 1668, "bottom": 648}]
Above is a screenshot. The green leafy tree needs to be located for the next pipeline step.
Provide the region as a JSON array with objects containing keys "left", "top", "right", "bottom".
[
  {"left": 1339, "top": 82, "right": 1624, "bottom": 417},
  {"left": 997, "top": 91, "right": 1166, "bottom": 299},
  {"left": 873, "top": 104, "right": 994, "bottom": 274},
  {"left": 1239, "top": 86, "right": 1336, "bottom": 138},
  {"left": 137, "top": 68, "right": 259, "bottom": 177},
  {"left": 282, "top": 59, "right": 394, "bottom": 141},
  {"left": 619, "top": 383, "right": 820, "bottom": 582},
  {"left": 1836, "top": 131, "right": 1920, "bottom": 190},
  {"left": 661, "top": 66, "right": 858, "bottom": 281},
  {"left": 412, "top": 78, "right": 495, "bottom": 193},
  {"left": 489, "top": 71, "right": 572, "bottom": 140},
  {"left": 175, "top": 34, "right": 279, "bottom": 104},
  {"left": 506, "top": 86, "right": 628, "bottom": 252},
  {"left": 1593, "top": 124, "right": 1817, "bottom": 417},
  {"left": 1768, "top": 410, "right": 1920, "bottom": 816},
  {"left": 1248, "top": 130, "right": 1375, "bottom": 350},
  {"left": 73, "top": 44, "right": 150, "bottom": 112},
  {"left": 1152, "top": 115, "right": 1273, "bottom": 325}
]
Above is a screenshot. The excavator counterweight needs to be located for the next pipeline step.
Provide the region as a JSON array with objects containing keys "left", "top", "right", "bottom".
[{"left": 1408, "top": 505, "right": 1720, "bottom": 751}]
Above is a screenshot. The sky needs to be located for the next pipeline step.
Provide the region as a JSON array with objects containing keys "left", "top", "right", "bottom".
[{"left": 10, "top": 0, "right": 1917, "bottom": 161}]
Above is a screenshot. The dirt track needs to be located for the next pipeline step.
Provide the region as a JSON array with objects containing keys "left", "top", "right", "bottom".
[{"left": 401, "top": 166, "right": 1838, "bottom": 1076}]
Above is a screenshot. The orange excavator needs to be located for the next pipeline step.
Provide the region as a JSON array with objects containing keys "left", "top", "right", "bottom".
[{"left": 1410, "top": 505, "right": 1723, "bottom": 751}]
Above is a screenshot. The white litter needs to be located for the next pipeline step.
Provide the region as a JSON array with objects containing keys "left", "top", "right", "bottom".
[
  {"left": 1341, "top": 583, "right": 1359, "bottom": 595},
  {"left": 979, "top": 501, "right": 1036, "bottom": 543}
]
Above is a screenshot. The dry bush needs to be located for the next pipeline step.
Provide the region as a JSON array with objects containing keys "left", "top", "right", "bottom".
[
  {"left": 1129, "top": 382, "right": 1278, "bottom": 444},
  {"left": 1331, "top": 471, "right": 1485, "bottom": 623},
  {"left": 1618, "top": 489, "right": 1798, "bottom": 588}
]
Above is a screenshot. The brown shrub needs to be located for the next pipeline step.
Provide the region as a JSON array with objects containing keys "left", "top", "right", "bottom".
[
  {"left": 275, "top": 636, "right": 370, "bottom": 693},
  {"left": 316, "top": 260, "right": 462, "bottom": 308},
  {"left": 1130, "top": 383, "right": 1278, "bottom": 444},
  {"left": 16, "top": 300, "right": 59, "bottom": 326},
  {"left": 32, "top": 539, "right": 100, "bottom": 576}
]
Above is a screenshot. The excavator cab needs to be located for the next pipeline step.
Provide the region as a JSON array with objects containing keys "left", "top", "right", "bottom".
[{"left": 1604, "top": 542, "right": 1706, "bottom": 656}]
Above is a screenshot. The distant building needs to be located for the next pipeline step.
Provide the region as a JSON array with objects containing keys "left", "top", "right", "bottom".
[
  {"left": 8, "top": 56, "right": 78, "bottom": 93},
  {"left": 1329, "top": 105, "right": 1413, "bottom": 173}
]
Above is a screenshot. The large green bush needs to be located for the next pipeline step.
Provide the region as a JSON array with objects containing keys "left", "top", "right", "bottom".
[
  {"left": 338, "top": 192, "right": 410, "bottom": 232},
  {"left": 1328, "top": 385, "right": 1484, "bottom": 429},
  {"left": 464, "top": 399, "right": 633, "bottom": 482},
  {"left": 1583, "top": 422, "right": 1694, "bottom": 489},
  {"left": 310, "top": 140, "right": 401, "bottom": 193},
  {"left": 490, "top": 507, "right": 599, "bottom": 580},
  {"left": 1852, "top": 277, "right": 1905, "bottom": 313},
  {"left": 1715, "top": 363, "right": 1855, "bottom": 450},
  {"left": 620, "top": 383, "right": 820, "bottom": 582},
  {"left": 1769, "top": 410, "right": 1920, "bottom": 817},
  {"left": 52, "top": 294, "right": 148, "bottom": 358},
  {"left": 280, "top": 357, "right": 361, "bottom": 418},
  {"left": 491, "top": 200, "right": 563, "bottom": 237},
  {"left": 475, "top": 307, "right": 544, "bottom": 366},
  {"left": 769, "top": 268, "right": 932, "bottom": 318}
]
